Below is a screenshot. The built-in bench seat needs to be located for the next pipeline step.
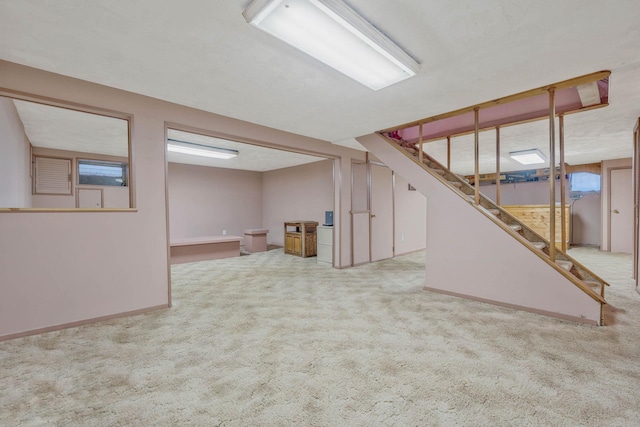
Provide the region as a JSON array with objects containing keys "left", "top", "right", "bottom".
[
  {"left": 244, "top": 228, "right": 269, "bottom": 253},
  {"left": 170, "top": 236, "right": 241, "bottom": 264}
]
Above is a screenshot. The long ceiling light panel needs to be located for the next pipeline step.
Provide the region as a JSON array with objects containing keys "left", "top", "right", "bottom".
[
  {"left": 243, "top": 0, "right": 420, "bottom": 90},
  {"left": 167, "top": 139, "right": 238, "bottom": 159}
]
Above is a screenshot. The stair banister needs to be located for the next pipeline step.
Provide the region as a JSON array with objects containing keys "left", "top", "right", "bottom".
[
  {"left": 548, "top": 88, "right": 557, "bottom": 262},
  {"left": 418, "top": 122, "right": 423, "bottom": 164},
  {"left": 474, "top": 107, "right": 480, "bottom": 206},
  {"left": 559, "top": 114, "right": 568, "bottom": 252},
  {"left": 496, "top": 126, "right": 501, "bottom": 206}
]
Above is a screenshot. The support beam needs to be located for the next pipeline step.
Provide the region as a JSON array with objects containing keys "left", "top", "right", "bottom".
[
  {"left": 559, "top": 115, "right": 567, "bottom": 252},
  {"left": 474, "top": 108, "right": 480, "bottom": 206},
  {"left": 447, "top": 136, "right": 451, "bottom": 170},
  {"left": 418, "top": 123, "right": 423, "bottom": 164},
  {"left": 496, "top": 126, "right": 501, "bottom": 206},
  {"left": 549, "top": 89, "right": 556, "bottom": 261}
]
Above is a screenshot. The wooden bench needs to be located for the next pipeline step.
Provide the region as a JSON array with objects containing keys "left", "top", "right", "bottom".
[{"left": 170, "top": 236, "right": 241, "bottom": 265}]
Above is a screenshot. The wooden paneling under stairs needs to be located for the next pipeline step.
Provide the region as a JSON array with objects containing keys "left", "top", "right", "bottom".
[{"left": 503, "top": 204, "right": 570, "bottom": 249}]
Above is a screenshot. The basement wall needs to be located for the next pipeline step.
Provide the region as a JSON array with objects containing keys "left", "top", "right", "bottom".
[
  {"left": 30, "top": 147, "right": 130, "bottom": 209},
  {"left": 394, "top": 173, "right": 427, "bottom": 255},
  {"left": 167, "top": 162, "right": 262, "bottom": 243},
  {"left": 262, "top": 159, "right": 334, "bottom": 247},
  {"left": 0, "top": 97, "right": 31, "bottom": 208},
  {"left": 0, "top": 60, "right": 365, "bottom": 339}
]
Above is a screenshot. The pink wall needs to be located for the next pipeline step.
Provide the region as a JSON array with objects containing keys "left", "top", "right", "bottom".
[
  {"left": 262, "top": 159, "right": 334, "bottom": 246},
  {"left": 0, "top": 97, "right": 31, "bottom": 207},
  {"left": 167, "top": 162, "right": 262, "bottom": 242},
  {"left": 30, "top": 146, "right": 129, "bottom": 209},
  {"left": 571, "top": 193, "right": 601, "bottom": 246},
  {"left": 358, "top": 133, "right": 602, "bottom": 324},
  {"left": 394, "top": 174, "right": 427, "bottom": 255},
  {"left": 0, "top": 60, "right": 365, "bottom": 339}
]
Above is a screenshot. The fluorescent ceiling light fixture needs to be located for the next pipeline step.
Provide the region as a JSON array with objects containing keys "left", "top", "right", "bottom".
[
  {"left": 509, "top": 149, "right": 547, "bottom": 165},
  {"left": 243, "top": 0, "right": 420, "bottom": 90},
  {"left": 167, "top": 139, "right": 238, "bottom": 160}
]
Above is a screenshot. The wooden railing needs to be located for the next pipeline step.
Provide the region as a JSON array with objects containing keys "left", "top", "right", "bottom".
[{"left": 379, "top": 71, "right": 611, "bottom": 264}]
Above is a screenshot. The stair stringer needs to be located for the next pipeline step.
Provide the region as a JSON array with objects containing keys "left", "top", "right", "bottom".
[{"left": 357, "top": 133, "right": 602, "bottom": 325}]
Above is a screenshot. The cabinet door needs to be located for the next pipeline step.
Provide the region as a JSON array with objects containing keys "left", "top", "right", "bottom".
[
  {"left": 285, "top": 234, "right": 295, "bottom": 254},
  {"left": 293, "top": 235, "right": 302, "bottom": 255}
]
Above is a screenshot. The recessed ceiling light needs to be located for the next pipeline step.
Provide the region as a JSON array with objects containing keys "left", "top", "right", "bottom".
[
  {"left": 167, "top": 139, "right": 238, "bottom": 160},
  {"left": 243, "top": 0, "right": 420, "bottom": 90},
  {"left": 509, "top": 149, "right": 547, "bottom": 165}
]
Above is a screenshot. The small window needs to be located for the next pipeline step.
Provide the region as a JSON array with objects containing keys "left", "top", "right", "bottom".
[
  {"left": 570, "top": 172, "right": 601, "bottom": 192},
  {"left": 78, "top": 159, "right": 128, "bottom": 187}
]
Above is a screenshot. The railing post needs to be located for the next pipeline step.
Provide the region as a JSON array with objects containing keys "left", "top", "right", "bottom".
[
  {"left": 418, "top": 123, "right": 423, "bottom": 165},
  {"left": 549, "top": 88, "right": 556, "bottom": 262},
  {"left": 447, "top": 136, "right": 451, "bottom": 170},
  {"left": 474, "top": 108, "right": 480, "bottom": 206},
  {"left": 559, "top": 114, "right": 567, "bottom": 252},
  {"left": 496, "top": 126, "right": 501, "bottom": 206}
]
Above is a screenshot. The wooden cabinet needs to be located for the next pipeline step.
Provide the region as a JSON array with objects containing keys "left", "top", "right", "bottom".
[{"left": 284, "top": 221, "right": 318, "bottom": 257}]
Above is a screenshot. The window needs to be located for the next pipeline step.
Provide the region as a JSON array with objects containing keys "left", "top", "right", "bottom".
[
  {"left": 570, "top": 172, "right": 601, "bottom": 192},
  {"left": 78, "top": 159, "right": 128, "bottom": 187},
  {"left": 34, "top": 156, "right": 72, "bottom": 195}
]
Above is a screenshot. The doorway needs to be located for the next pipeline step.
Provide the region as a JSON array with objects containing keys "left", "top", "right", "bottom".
[
  {"left": 350, "top": 160, "right": 394, "bottom": 266},
  {"left": 610, "top": 168, "right": 633, "bottom": 253},
  {"left": 351, "top": 160, "right": 370, "bottom": 265},
  {"left": 370, "top": 163, "right": 393, "bottom": 262},
  {"left": 634, "top": 119, "right": 640, "bottom": 289}
]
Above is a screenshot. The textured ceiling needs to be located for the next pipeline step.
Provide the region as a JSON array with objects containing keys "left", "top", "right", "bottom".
[
  {"left": 12, "top": 98, "right": 129, "bottom": 157},
  {"left": 1, "top": 0, "right": 640, "bottom": 174},
  {"left": 8, "top": 98, "right": 326, "bottom": 172},
  {"left": 167, "top": 129, "right": 326, "bottom": 171}
]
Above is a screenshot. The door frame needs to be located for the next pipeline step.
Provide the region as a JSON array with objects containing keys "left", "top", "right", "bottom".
[
  {"left": 608, "top": 166, "right": 632, "bottom": 253},
  {"left": 633, "top": 118, "right": 639, "bottom": 289},
  {"left": 369, "top": 161, "right": 394, "bottom": 262},
  {"left": 350, "top": 158, "right": 370, "bottom": 266}
]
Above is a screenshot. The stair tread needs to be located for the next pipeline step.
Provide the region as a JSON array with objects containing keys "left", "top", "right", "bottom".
[
  {"left": 430, "top": 169, "right": 445, "bottom": 175},
  {"left": 448, "top": 181, "right": 463, "bottom": 188},
  {"left": 508, "top": 224, "right": 522, "bottom": 232},
  {"left": 530, "top": 242, "right": 546, "bottom": 250},
  {"left": 556, "top": 260, "right": 573, "bottom": 271},
  {"left": 488, "top": 209, "right": 500, "bottom": 216}
]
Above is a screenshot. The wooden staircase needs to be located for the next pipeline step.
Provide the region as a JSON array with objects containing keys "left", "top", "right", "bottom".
[
  {"left": 395, "top": 136, "right": 609, "bottom": 304},
  {"left": 355, "top": 132, "right": 609, "bottom": 324}
]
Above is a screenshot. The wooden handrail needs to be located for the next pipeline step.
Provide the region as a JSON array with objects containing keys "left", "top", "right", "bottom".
[{"left": 549, "top": 88, "right": 557, "bottom": 262}]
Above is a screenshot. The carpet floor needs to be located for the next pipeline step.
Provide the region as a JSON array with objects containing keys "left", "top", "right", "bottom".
[{"left": 1, "top": 247, "right": 639, "bottom": 426}]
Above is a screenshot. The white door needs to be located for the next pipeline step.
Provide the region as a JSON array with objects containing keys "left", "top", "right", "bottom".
[
  {"left": 610, "top": 168, "right": 633, "bottom": 253},
  {"left": 351, "top": 162, "right": 370, "bottom": 265},
  {"left": 78, "top": 188, "right": 103, "bottom": 208},
  {"left": 370, "top": 164, "right": 394, "bottom": 261}
]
